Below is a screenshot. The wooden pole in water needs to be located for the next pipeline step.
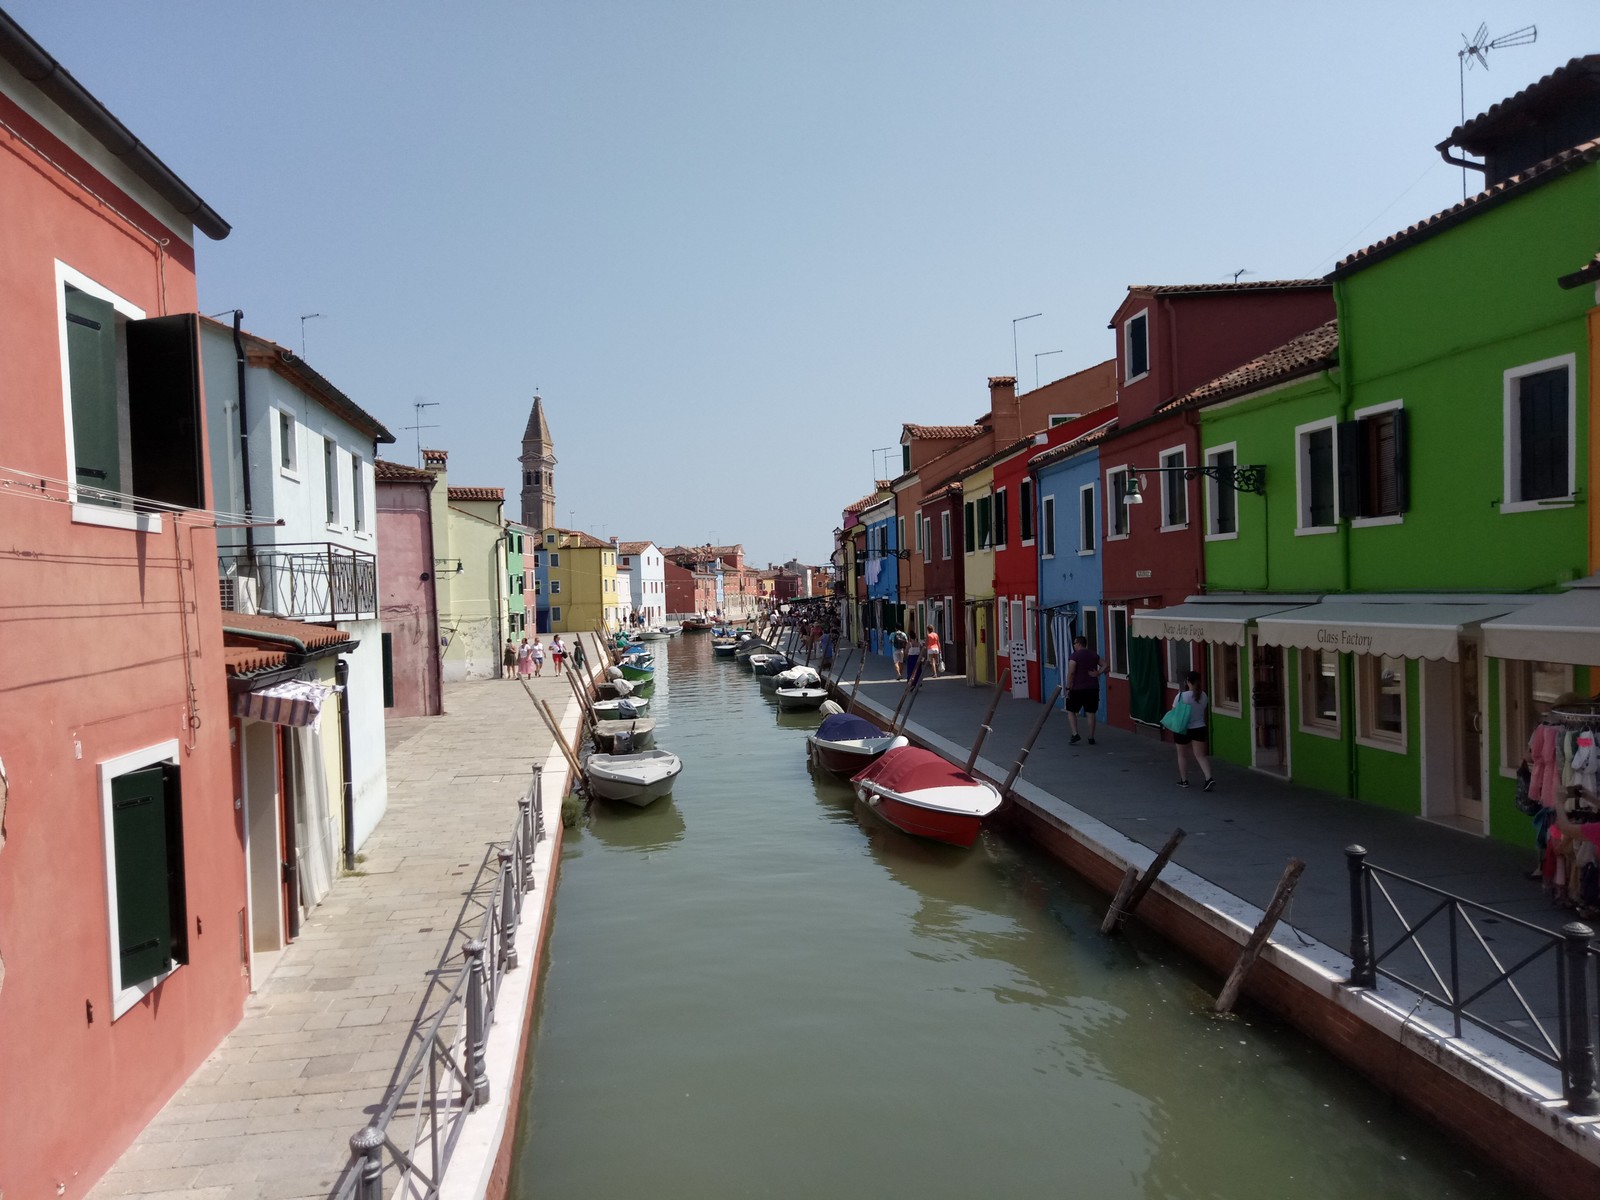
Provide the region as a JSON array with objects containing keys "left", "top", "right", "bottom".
[
  {"left": 964, "top": 685, "right": 1006, "bottom": 774},
  {"left": 845, "top": 651, "right": 869, "bottom": 714},
  {"left": 1214, "top": 858, "right": 1306, "bottom": 1015},
  {"left": 523, "top": 682, "right": 583, "bottom": 781},
  {"left": 1104, "top": 827, "right": 1187, "bottom": 934},
  {"left": 999, "top": 685, "right": 1061, "bottom": 798},
  {"left": 894, "top": 677, "right": 925, "bottom": 735},
  {"left": 1099, "top": 867, "right": 1140, "bottom": 936},
  {"left": 565, "top": 664, "right": 595, "bottom": 725}
]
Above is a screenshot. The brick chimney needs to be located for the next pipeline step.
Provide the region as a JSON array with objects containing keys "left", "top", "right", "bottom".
[
  {"left": 422, "top": 448, "right": 448, "bottom": 471},
  {"left": 987, "top": 376, "right": 1020, "bottom": 445}
]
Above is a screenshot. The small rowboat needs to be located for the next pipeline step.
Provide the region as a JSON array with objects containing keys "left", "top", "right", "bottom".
[
  {"left": 711, "top": 637, "right": 739, "bottom": 657},
  {"left": 851, "top": 747, "right": 1002, "bottom": 848},
  {"left": 586, "top": 749, "right": 683, "bottom": 806},
  {"left": 619, "top": 660, "right": 655, "bottom": 682},
  {"left": 776, "top": 686, "right": 829, "bottom": 711},
  {"left": 592, "top": 717, "right": 656, "bottom": 753},
  {"left": 591, "top": 696, "right": 650, "bottom": 720},
  {"left": 806, "top": 713, "right": 908, "bottom": 775}
]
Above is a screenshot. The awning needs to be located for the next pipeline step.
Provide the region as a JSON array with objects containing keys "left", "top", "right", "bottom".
[
  {"left": 1130, "top": 595, "right": 1320, "bottom": 646},
  {"left": 1481, "top": 579, "right": 1600, "bottom": 665},
  {"left": 1255, "top": 595, "right": 1532, "bottom": 662},
  {"left": 234, "top": 679, "right": 335, "bottom": 727}
]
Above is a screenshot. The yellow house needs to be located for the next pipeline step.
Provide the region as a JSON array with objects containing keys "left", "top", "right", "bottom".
[
  {"left": 543, "top": 528, "right": 620, "bottom": 634},
  {"left": 421, "top": 450, "right": 509, "bottom": 681},
  {"left": 959, "top": 462, "right": 996, "bottom": 685}
]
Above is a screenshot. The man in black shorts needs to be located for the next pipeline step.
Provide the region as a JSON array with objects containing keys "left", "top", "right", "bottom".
[{"left": 1063, "top": 635, "right": 1102, "bottom": 745}]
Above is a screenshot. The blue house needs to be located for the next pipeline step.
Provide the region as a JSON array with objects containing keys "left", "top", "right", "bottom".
[
  {"left": 1032, "top": 421, "right": 1116, "bottom": 705},
  {"left": 861, "top": 493, "right": 899, "bottom": 654},
  {"left": 532, "top": 542, "right": 551, "bottom": 633}
]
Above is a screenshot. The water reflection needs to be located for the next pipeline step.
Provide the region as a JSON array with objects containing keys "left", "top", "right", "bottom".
[{"left": 584, "top": 798, "right": 685, "bottom": 852}]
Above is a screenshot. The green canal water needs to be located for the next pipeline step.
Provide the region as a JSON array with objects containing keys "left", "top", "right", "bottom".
[{"left": 510, "top": 635, "right": 1514, "bottom": 1199}]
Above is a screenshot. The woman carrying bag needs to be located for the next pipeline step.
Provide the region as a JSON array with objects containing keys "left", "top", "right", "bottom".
[{"left": 1164, "top": 670, "right": 1214, "bottom": 791}]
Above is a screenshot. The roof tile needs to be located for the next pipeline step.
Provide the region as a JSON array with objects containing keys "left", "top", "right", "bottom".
[
  {"left": 448, "top": 486, "right": 504, "bottom": 502},
  {"left": 374, "top": 459, "right": 435, "bottom": 482},
  {"left": 1161, "top": 320, "right": 1339, "bottom": 412}
]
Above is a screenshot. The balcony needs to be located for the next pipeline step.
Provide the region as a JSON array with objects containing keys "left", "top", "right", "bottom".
[{"left": 219, "top": 542, "right": 377, "bottom": 623}]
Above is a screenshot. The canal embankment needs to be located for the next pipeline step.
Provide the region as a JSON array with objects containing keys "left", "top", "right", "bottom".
[{"left": 829, "top": 649, "right": 1600, "bottom": 1200}]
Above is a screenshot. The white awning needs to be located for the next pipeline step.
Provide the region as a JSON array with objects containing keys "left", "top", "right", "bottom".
[
  {"left": 1255, "top": 596, "right": 1532, "bottom": 662},
  {"left": 1129, "top": 596, "right": 1321, "bottom": 646},
  {"left": 234, "top": 679, "right": 335, "bottom": 727},
  {"left": 1481, "top": 580, "right": 1600, "bottom": 665}
]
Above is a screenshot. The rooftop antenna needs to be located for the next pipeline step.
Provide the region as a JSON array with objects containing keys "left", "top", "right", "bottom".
[
  {"left": 1457, "top": 22, "right": 1537, "bottom": 197},
  {"left": 406, "top": 399, "right": 439, "bottom": 466},
  {"left": 1231, "top": 268, "right": 1252, "bottom": 283},
  {"left": 871, "top": 445, "right": 894, "bottom": 482},
  {"left": 299, "top": 312, "right": 324, "bottom": 358},
  {"left": 1012, "top": 312, "right": 1042, "bottom": 381},
  {"left": 1034, "top": 349, "right": 1063, "bottom": 391}
]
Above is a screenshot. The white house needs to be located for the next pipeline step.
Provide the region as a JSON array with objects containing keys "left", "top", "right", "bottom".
[{"left": 618, "top": 541, "right": 666, "bottom": 626}]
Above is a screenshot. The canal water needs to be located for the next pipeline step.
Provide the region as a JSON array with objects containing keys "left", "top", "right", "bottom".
[{"left": 510, "top": 634, "right": 1514, "bottom": 1199}]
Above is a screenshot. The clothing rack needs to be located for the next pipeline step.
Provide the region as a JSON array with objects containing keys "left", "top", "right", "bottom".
[{"left": 1544, "top": 700, "right": 1600, "bottom": 727}]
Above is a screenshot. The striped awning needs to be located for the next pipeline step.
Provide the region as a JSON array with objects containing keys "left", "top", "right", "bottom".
[{"left": 234, "top": 679, "right": 334, "bottom": 727}]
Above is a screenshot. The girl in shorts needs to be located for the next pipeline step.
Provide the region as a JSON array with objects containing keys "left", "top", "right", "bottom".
[{"left": 1173, "top": 670, "right": 1214, "bottom": 791}]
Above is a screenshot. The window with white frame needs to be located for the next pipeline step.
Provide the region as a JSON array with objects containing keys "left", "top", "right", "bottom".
[
  {"left": 323, "top": 437, "right": 340, "bottom": 525},
  {"left": 1106, "top": 467, "right": 1131, "bottom": 537},
  {"left": 279, "top": 410, "right": 298, "bottom": 474},
  {"left": 1356, "top": 654, "right": 1406, "bottom": 748},
  {"left": 551, "top": 579, "right": 561, "bottom": 594},
  {"left": 976, "top": 495, "right": 993, "bottom": 549},
  {"left": 1082, "top": 607, "right": 1099, "bottom": 660},
  {"left": 1205, "top": 445, "right": 1238, "bottom": 538},
  {"left": 941, "top": 511, "right": 952, "bottom": 560},
  {"left": 1044, "top": 616, "right": 1058, "bottom": 668},
  {"left": 1024, "top": 597, "right": 1037, "bottom": 658},
  {"left": 1296, "top": 419, "right": 1337, "bottom": 532},
  {"left": 1502, "top": 660, "right": 1573, "bottom": 773},
  {"left": 1108, "top": 606, "right": 1129, "bottom": 676},
  {"left": 1078, "top": 483, "right": 1096, "bottom": 553},
  {"left": 1212, "top": 643, "right": 1241, "bottom": 714},
  {"left": 1041, "top": 495, "right": 1056, "bottom": 557},
  {"left": 998, "top": 598, "right": 1010, "bottom": 647},
  {"left": 1020, "top": 479, "right": 1035, "bottom": 544},
  {"left": 1300, "top": 647, "right": 1340, "bottom": 734},
  {"left": 1504, "top": 355, "right": 1576, "bottom": 511},
  {"left": 351, "top": 454, "right": 366, "bottom": 532},
  {"left": 1049, "top": 413, "right": 1081, "bottom": 427},
  {"left": 552, "top": 606, "right": 562, "bottom": 622},
  {"left": 1159, "top": 447, "right": 1187, "bottom": 528},
  {"left": 1341, "top": 403, "right": 1409, "bottom": 521},
  {"left": 1124, "top": 310, "right": 1150, "bottom": 383},
  {"left": 550, "top": 552, "right": 560, "bottom": 567},
  {"left": 1166, "top": 637, "right": 1194, "bottom": 687},
  {"left": 898, "top": 517, "right": 906, "bottom": 555},
  {"left": 994, "top": 488, "right": 1009, "bottom": 548}
]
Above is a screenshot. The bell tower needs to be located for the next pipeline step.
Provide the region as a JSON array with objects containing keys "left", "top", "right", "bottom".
[{"left": 519, "top": 395, "right": 556, "bottom": 529}]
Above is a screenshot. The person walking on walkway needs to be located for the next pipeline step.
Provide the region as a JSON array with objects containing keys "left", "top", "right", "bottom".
[
  {"left": 531, "top": 635, "right": 546, "bottom": 677},
  {"left": 890, "top": 628, "right": 909, "bottom": 680},
  {"left": 551, "top": 634, "right": 567, "bottom": 675},
  {"left": 503, "top": 638, "right": 518, "bottom": 680},
  {"left": 569, "top": 634, "right": 588, "bottom": 676},
  {"left": 1173, "top": 670, "right": 1214, "bottom": 790},
  {"left": 1064, "top": 635, "right": 1102, "bottom": 745},
  {"left": 516, "top": 637, "right": 533, "bottom": 680},
  {"left": 924, "top": 627, "right": 942, "bottom": 677}
]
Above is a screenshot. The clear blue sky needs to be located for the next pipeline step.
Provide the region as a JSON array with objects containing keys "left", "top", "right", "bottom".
[{"left": 13, "top": 2, "right": 1596, "bottom": 565}]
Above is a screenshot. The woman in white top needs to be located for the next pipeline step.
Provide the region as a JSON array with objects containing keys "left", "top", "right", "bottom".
[{"left": 1173, "top": 670, "right": 1214, "bottom": 791}]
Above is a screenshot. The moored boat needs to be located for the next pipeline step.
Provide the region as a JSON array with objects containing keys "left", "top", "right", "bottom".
[
  {"left": 851, "top": 746, "right": 1003, "bottom": 847},
  {"left": 680, "top": 617, "right": 715, "bottom": 631},
  {"left": 592, "top": 717, "right": 657, "bottom": 753},
  {"left": 586, "top": 749, "right": 683, "bottom": 806},
  {"left": 807, "top": 713, "right": 909, "bottom": 775},
  {"left": 591, "top": 695, "right": 650, "bottom": 719},
  {"left": 711, "top": 638, "right": 739, "bottom": 657},
  {"left": 619, "top": 659, "right": 655, "bottom": 682},
  {"left": 776, "top": 686, "right": 829, "bottom": 711}
]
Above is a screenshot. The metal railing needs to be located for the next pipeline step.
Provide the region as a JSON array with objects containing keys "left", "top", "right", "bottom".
[
  {"left": 332, "top": 765, "right": 548, "bottom": 1200},
  {"left": 1345, "top": 845, "right": 1600, "bottom": 1115},
  {"left": 218, "top": 542, "right": 377, "bottom": 623}
]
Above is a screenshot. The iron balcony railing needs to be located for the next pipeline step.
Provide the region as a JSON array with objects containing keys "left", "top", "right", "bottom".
[
  {"left": 1345, "top": 846, "right": 1599, "bottom": 1116},
  {"left": 332, "top": 765, "right": 547, "bottom": 1200},
  {"left": 218, "top": 542, "right": 377, "bottom": 623}
]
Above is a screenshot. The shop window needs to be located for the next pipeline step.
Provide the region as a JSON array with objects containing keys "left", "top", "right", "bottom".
[
  {"left": 1160, "top": 447, "right": 1188, "bottom": 529},
  {"left": 1166, "top": 637, "right": 1194, "bottom": 687},
  {"left": 1504, "top": 356, "right": 1575, "bottom": 511},
  {"left": 1108, "top": 607, "right": 1129, "bottom": 677},
  {"left": 1020, "top": 479, "right": 1035, "bottom": 543},
  {"left": 1339, "top": 405, "right": 1409, "bottom": 521},
  {"left": 1357, "top": 654, "right": 1406, "bottom": 748},
  {"left": 1206, "top": 445, "right": 1238, "bottom": 538},
  {"left": 1078, "top": 484, "right": 1096, "bottom": 553},
  {"left": 1299, "top": 647, "right": 1341, "bottom": 736},
  {"left": 1041, "top": 496, "right": 1056, "bottom": 557},
  {"left": 1297, "top": 420, "right": 1337, "bottom": 532},
  {"left": 1212, "top": 643, "right": 1241, "bottom": 714},
  {"left": 1502, "top": 660, "right": 1573, "bottom": 774}
]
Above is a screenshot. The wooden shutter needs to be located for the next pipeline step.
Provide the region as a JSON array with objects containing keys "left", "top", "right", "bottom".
[
  {"left": 1519, "top": 369, "right": 1568, "bottom": 501},
  {"left": 1390, "top": 408, "right": 1410, "bottom": 513},
  {"left": 1336, "top": 421, "right": 1362, "bottom": 520},
  {"left": 127, "top": 314, "right": 204, "bottom": 509},
  {"left": 65, "top": 287, "right": 122, "bottom": 498},
  {"left": 111, "top": 766, "right": 174, "bottom": 987}
]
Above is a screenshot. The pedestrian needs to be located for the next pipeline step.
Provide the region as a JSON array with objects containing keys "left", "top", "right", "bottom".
[
  {"left": 924, "top": 627, "right": 942, "bottom": 677},
  {"left": 889, "top": 627, "right": 909, "bottom": 680},
  {"left": 516, "top": 636, "right": 532, "bottom": 680},
  {"left": 905, "top": 629, "right": 923, "bottom": 683},
  {"left": 503, "top": 638, "right": 518, "bottom": 680},
  {"left": 531, "top": 635, "right": 546, "bottom": 677},
  {"left": 551, "top": 634, "right": 566, "bottom": 675},
  {"left": 1063, "top": 635, "right": 1102, "bottom": 745},
  {"left": 1172, "top": 670, "right": 1214, "bottom": 791},
  {"left": 569, "top": 635, "right": 587, "bottom": 676}
]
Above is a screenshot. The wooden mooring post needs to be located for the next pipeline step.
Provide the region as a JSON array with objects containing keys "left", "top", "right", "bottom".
[
  {"left": 963, "top": 685, "right": 1006, "bottom": 774},
  {"left": 893, "top": 676, "right": 926, "bottom": 735},
  {"left": 1100, "top": 827, "right": 1186, "bottom": 934},
  {"left": 523, "top": 683, "right": 584, "bottom": 782},
  {"left": 999, "top": 685, "right": 1062, "bottom": 798},
  {"left": 1214, "top": 858, "right": 1306, "bottom": 1015},
  {"left": 845, "top": 652, "right": 869, "bottom": 714}
]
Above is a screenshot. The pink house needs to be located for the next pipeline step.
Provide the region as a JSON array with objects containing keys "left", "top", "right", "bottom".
[{"left": 376, "top": 460, "right": 444, "bottom": 716}]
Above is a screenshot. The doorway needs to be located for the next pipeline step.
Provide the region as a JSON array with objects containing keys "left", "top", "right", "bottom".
[
  {"left": 1421, "top": 646, "right": 1486, "bottom": 832},
  {"left": 242, "top": 721, "right": 284, "bottom": 986},
  {"left": 1250, "top": 636, "right": 1287, "bottom": 776}
]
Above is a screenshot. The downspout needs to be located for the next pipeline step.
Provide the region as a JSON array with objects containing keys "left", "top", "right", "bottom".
[
  {"left": 336, "top": 658, "right": 357, "bottom": 872},
  {"left": 1332, "top": 278, "right": 1358, "bottom": 800},
  {"left": 232, "top": 311, "right": 254, "bottom": 556}
]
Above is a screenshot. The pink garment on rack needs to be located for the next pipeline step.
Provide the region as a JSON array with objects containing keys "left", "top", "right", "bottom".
[{"left": 1528, "top": 723, "right": 1563, "bottom": 808}]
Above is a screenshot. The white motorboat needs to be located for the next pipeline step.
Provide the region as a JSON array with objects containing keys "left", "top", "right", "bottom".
[
  {"left": 591, "top": 695, "right": 650, "bottom": 720},
  {"left": 775, "top": 686, "right": 829, "bottom": 711},
  {"left": 586, "top": 749, "right": 683, "bottom": 806},
  {"left": 806, "top": 712, "right": 909, "bottom": 775}
]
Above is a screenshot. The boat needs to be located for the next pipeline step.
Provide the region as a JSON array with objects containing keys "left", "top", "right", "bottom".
[
  {"left": 585, "top": 749, "right": 683, "bottom": 806},
  {"left": 851, "top": 746, "right": 1003, "bottom": 848},
  {"left": 774, "top": 666, "right": 827, "bottom": 711},
  {"left": 594, "top": 677, "right": 636, "bottom": 700},
  {"left": 592, "top": 717, "right": 657, "bottom": 753},
  {"left": 748, "top": 652, "right": 792, "bottom": 676},
  {"left": 619, "top": 659, "right": 655, "bottom": 682},
  {"left": 711, "top": 637, "right": 740, "bottom": 657},
  {"left": 806, "top": 713, "right": 909, "bottom": 775},
  {"left": 680, "top": 617, "right": 715, "bottom": 631},
  {"left": 636, "top": 625, "right": 679, "bottom": 640},
  {"left": 590, "top": 695, "right": 650, "bottom": 720}
]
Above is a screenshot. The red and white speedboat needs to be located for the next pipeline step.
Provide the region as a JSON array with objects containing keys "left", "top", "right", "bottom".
[
  {"left": 807, "top": 712, "right": 908, "bottom": 776},
  {"left": 851, "top": 746, "right": 1003, "bottom": 848}
]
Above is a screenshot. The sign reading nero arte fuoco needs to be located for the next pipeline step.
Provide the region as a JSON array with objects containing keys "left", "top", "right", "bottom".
[{"left": 1156, "top": 621, "right": 1208, "bottom": 641}]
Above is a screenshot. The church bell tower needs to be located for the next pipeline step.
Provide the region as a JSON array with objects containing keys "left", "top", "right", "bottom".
[{"left": 519, "top": 395, "right": 556, "bottom": 530}]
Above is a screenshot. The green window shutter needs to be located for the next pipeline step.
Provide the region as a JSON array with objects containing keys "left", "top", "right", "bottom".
[
  {"left": 162, "top": 762, "right": 188, "bottom": 967},
  {"left": 1336, "top": 420, "right": 1362, "bottom": 520},
  {"left": 1390, "top": 408, "right": 1410, "bottom": 513},
  {"left": 382, "top": 633, "right": 395, "bottom": 707},
  {"left": 65, "top": 286, "right": 122, "bottom": 500},
  {"left": 111, "top": 766, "right": 173, "bottom": 987}
]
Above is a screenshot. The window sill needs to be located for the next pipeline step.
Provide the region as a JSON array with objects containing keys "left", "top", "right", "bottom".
[
  {"left": 326, "top": 523, "right": 347, "bottom": 535},
  {"left": 1298, "top": 722, "right": 1342, "bottom": 740},
  {"left": 1213, "top": 702, "right": 1242, "bottom": 718},
  {"left": 1159, "top": 523, "right": 1190, "bottom": 533},
  {"left": 1077, "top": 548, "right": 1095, "bottom": 557},
  {"left": 113, "top": 961, "right": 179, "bottom": 1021},
  {"left": 1351, "top": 515, "right": 1404, "bottom": 529},
  {"left": 352, "top": 529, "right": 372, "bottom": 541},
  {"left": 1106, "top": 532, "right": 1130, "bottom": 542},
  {"left": 1205, "top": 531, "right": 1239, "bottom": 542},
  {"left": 1125, "top": 370, "right": 1150, "bottom": 386},
  {"left": 1295, "top": 525, "right": 1337, "bottom": 537},
  {"left": 73, "top": 503, "right": 163, "bottom": 535},
  {"left": 1501, "top": 498, "right": 1574, "bottom": 515},
  {"left": 280, "top": 467, "right": 301, "bottom": 483},
  {"left": 1021, "top": 538, "right": 1035, "bottom": 547},
  {"left": 1355, "top": 732, "right": 1408, "bottom": 754}
]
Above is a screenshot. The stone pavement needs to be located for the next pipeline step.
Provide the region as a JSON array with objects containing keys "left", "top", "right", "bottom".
[{"left": 87, "top": 665, "right": 581, "bottom": 1200}]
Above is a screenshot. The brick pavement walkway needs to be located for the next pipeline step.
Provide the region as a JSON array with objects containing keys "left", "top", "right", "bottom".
[{"left": 87, "top": 668, "right": 579, "bottom": 1200}]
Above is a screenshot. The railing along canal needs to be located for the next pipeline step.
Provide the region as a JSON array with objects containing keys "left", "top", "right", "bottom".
[
  {"left": 1345, "top": 845, "right": 1600, "bottom": 1116},
  {"left": 333, "top": 765, "right": 548, "bottom": 1200}
]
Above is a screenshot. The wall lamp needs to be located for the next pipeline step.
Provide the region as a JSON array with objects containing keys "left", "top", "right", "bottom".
[
  {"left": 434, "top": 558, "right": 465, "bottom": 574},
  {"left": 1126, "top": 463, "right": 1266, "bottom": 501}
]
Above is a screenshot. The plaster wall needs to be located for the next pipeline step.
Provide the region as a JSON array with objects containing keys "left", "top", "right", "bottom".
[{"left": 375, "top": 479, "right": 441, "bottom": 716}]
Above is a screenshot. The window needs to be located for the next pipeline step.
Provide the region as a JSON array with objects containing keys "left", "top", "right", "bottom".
[
  {"left": 1159, "top": 447, "right": 1187, "bottom": 529},
  {"left": 1205, "top": 445, "right": 1238, "bottom": 538},
  {"left": 1300, "top": 648, "right": 1340, "bottom": 735},
  {"left": 1049, "top": 414, "right": 1081, "bottom": 427},
  {"left": 1166, "top": 638, "right": 1194, "bottom": 687},
  {"left": 1106, "top": 467, "right": 1130, "bottom": 537},
  {"left": 1045, "top": 617, "right": 1058, "bottom": 669},
  {"left": 1020, "top": 479, "right": 1035, "bottom": 543},
  {"left": 994, "top": 488, "right": 1009, "bottom": 548},
  {"left": 1124, "top": 310, "right": 1150, "bottom": 382},
  {"left": 1108, "top": 607, "right": 1129, "bottom": 676},
  {"left": 964, "top": 502, "right": 976, "bottom": 553},
  {"left": 279, "top": 411, "right": 298, "bottom": 473},
  {"left": 323, "top": 438, "right": 340, "bottom": 524},
  {"left": 1082, "top": 608, "right": 1099, "bottom": 659},
  {"left": 898, "top": 517, "right": 905, "bottom": 555},
  {"left": 99, "top": 742, "right": 188, "bottom": 1018},
  {"left": 59, "top": 268, "right": 204, "bottom": 523},
  {"left": 1041, "top": 495, "right": 1056, "bottom": 557},
  {"left": 550, "top": 553, "right": 560, "bottom": 568},
  {"left": 941, "top": 511, "right": 952, "bottom": 560},
  {"left": 545, "top": 532, "right": 556, "bottom": 544},
  {"left": 1025, "top": 597, "right": 1037, "bottom": 658},
  {"left": 1504, "top": 356, "right": 1576, "bottom": 510},
  {"left": 552, "top": 606, "right": 562, "bottom": 622},
  {"left": 551, "top": 579, "right": 561, "bottom": 594},
  {"left": 913, "top": 514, "right": 923, "bottom": 556},
  {"left": 1296, "top": 420, "right": 1337, "bottom": 532},
  {"left": 1339, "top": 405, "right": 1409, "bottom": 521},
  {"left": 534, "top": 578, "right": 541, "bottom": 594},
  {"left": 351, "top": 455, "right": 366, "bottom": 532},
  {"left": 998, "top": 597, "right": 1010, "bottom": 647},
  {"left": 1357, "top": 654, "right": 1406, "bottom": 748},
  {"left": 1077, "top": 484, "right": 1095, "bottom": 553},
  {"left": 1502, "top": 660, "right": 1572, "bottom": 773},
  {"left": 1212, "top": 643, "right": 1241, "bottom": 714}
]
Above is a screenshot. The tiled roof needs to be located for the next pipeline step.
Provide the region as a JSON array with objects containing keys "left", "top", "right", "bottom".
[
  {"left": 1160, "top": 320, "right": 1339, "bottom": 412},
  {"left": 374, "top": 459, "right": 435, "bottom": 482},
  {"left": 987, "top": 375, "right": 1017, "bottom": 386},
  {"left": 1443, "top": 56, "right": 1600, "bottom": 151},
  {"left": 1559, "top": 253, "right": 1600, "bottom": 290},
  {"left": 1127, "top": 280, "right": 1329, "bottom": 296},
  {"left": 448, "top": 486, "right": 504, "bottom": 502},
  {"left": 1030, "top": 421, "right": 1118, "bottom": 471},
  {"left": 222, "top": 613, "right": 353, "bottom": 652},
  {"left": 922, "top": 480, "right": 963, "bottom": 502},
  {"left": 223, "top": 645, "right": 289, "bottom": 676},
  {"left": 843, "top": 492, "right": 880, "bottom": 515},
  {"left": 617, "top": 541, "right": 652, "bottom": 554},
  {"left": 551, "top": 528, "right": 611, "bottom": 549},
  {"left": 1334, "top": 140, "right": 1600, "bottom": 278},
  {"left": 902, "top": 423, "right": 984, "bottom": 441}
]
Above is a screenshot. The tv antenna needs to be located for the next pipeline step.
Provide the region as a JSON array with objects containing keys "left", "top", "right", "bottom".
[
  {"left": 1231, "top": 268, "right": 1252, "bottom": 283},
  {"left": 299, "top": 312, "right": 324, "bottom": 358},
  {"left": 406, "top": 399, "right": 440, "bottom": 466},
  {"left": 1457, "top": 22, "right": 1537, "bottom": 196},
  {"left": 1033, "top": 349, "right": 1062, "bottom": 391}
]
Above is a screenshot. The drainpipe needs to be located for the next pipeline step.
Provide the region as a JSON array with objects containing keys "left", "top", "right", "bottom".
[
  {"left": 336, "top": 658, "right": 357, "bottom": 872},
  {"left": 1332, "top": 279, "right": 1358, "bottom": 800},
  {"left": 232, "top": 310, "right": 254, "bottom": 556}
]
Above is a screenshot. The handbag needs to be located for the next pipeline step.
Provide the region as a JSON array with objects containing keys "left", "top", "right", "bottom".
[{"left": 1160, "top": 700, "right": 1192, "bottom": 735}]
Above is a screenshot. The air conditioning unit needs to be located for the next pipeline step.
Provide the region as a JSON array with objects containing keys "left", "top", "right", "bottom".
[{"left": 219, "top": 574, "right": 259, "bottom": 614}]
